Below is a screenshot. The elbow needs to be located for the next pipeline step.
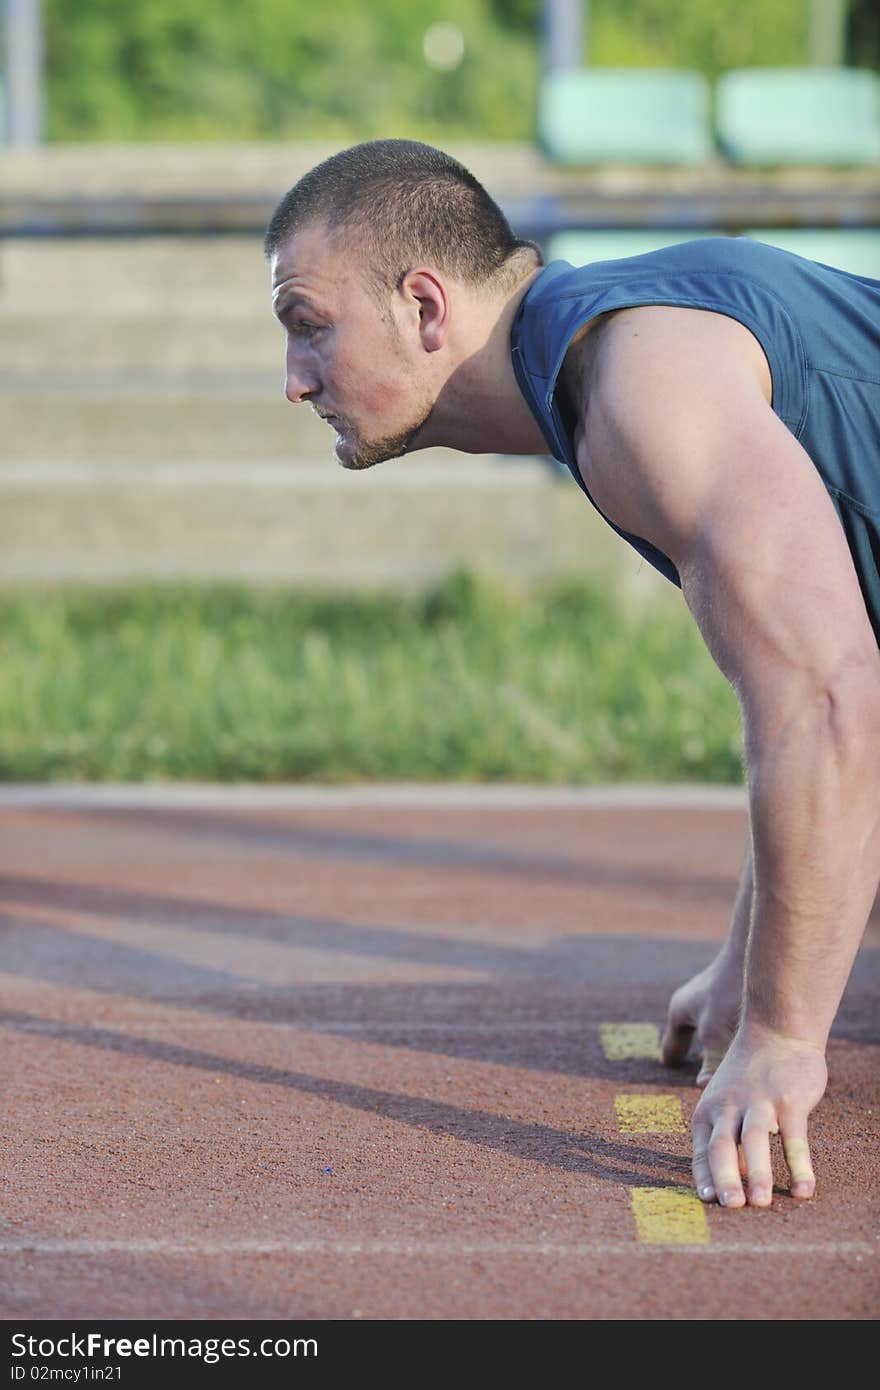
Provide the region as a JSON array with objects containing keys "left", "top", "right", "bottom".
[
  {"left": 824, "top": 679, "right": 880, "bottom": 777},
  {"left": 745, "top": 685, "right": 880, "bottom": 875},
  {"left": 825, "top": 642, "right": 880, "bottom": 755},
  {"left": 745, "top": 670, "right": 880, "bottom": 789}
]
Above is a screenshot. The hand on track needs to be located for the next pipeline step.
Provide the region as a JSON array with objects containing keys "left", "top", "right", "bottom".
[
  {"left": 661, "top": 954, "right": 743, "bottom": 1086},
  {"left": 689, "top": 1023, "right": 827, "bottom": 1207}
]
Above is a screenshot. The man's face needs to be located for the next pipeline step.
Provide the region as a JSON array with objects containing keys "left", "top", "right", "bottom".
[{"left": 271, "top": 222, "right": 437, "bottom": 470}]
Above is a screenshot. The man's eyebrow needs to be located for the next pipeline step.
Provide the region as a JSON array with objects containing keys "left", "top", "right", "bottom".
[{"left": 273, "top": 292, "right": 315, "bottom": 321}]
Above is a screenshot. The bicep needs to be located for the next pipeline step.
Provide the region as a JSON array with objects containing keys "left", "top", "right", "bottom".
[
  {"left": 581, "top": 310, "right": 880, "bottom": 730},
  {"left": 679, "top": 427, "right": 879, "bottom": 733}
]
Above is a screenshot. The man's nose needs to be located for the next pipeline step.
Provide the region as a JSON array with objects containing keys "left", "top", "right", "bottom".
[
  {"left": 285, "top": 370, "right": 317, "bottom": 405},
  {"left": 284, "top": 347, "right": 318, "bottom": 404}
]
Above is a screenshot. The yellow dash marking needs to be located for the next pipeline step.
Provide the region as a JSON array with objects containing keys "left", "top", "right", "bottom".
[
  {"left": 630, "top": 1186, "right": 710, "bottom": 1245},
  {"left": 600, "top": 1022, "right": 661, "bottom": 1060},
  {"left": 615, "top": 1094, "right": 685, "bottom": 1134}
]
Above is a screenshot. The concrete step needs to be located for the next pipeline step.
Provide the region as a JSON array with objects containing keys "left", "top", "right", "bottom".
[
  {"left": 0, "top": 317, "right": 282, "bottom": 372},
  {"left": 0, "top": 141, "right": 555, "bottom": 198},
  {"left": 0, "top": 455, "right": 669, "bottom": 600},
  {"left": 0, "top": 237, "right": 280, "bottom": 374},
  {"left": 3, "top": 140, "right": 754, "bottom": 202},
  {"left": 1, "top": 236, "right": 270, "bottom": 312},
  {"left": 0, "top": 386, "right": 327, "bottom": 457},
  {"left": 4, "top": 141, "right": 877, "bottom": 244}
]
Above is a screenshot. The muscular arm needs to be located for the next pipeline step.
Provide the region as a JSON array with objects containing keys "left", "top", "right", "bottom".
[{"left": 576, "top": 306, "right": 880, "bottom": 1205}]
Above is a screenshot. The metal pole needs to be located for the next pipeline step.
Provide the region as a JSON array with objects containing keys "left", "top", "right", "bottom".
[
  {"left": 4, "top": 0, "right": 44, "bottom": 147},
  {"left": 542, "top": 0, "right": 585, "bottom": 76},
  {"left": 809, "top": 0, "right": 845, "bottom": 65}
]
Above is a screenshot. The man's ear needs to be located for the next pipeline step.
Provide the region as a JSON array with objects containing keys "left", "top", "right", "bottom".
[{"left": 398, "top": 269, "right": 448, "bottom": 351}]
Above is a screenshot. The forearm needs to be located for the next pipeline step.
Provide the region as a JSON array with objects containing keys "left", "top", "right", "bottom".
[
  {"left": 741, "top": 704, "right": 880, "bottom": 1048},
  {"left": 720, "top": 828, "right": 753, "bottom": 969}
]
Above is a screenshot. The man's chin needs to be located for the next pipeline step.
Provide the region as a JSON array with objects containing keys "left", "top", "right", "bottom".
[
  {"left": 335, "top": 432, "right": 408, "bottom": 472},
  {"left": 332, "top": 403, "right": 436, "bottom": 472},
  {"left": 335, "top": 437, "right": 384, "bottom": 472},
  {"left": 334, "top": 432, "right": 358, "bottom": 469}
]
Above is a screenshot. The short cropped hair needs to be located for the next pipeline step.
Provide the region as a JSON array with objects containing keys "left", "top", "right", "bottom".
[{"left": 264, "top": 138, "right": 542, "bottom": 304}]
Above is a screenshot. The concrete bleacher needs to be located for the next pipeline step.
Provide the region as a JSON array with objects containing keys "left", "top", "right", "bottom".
[
  {"left": 1, "top": 140, "right": 877, "bottom": 593},
  {"left": 0, "top": 147, "right": 657, "bottom": 597}
]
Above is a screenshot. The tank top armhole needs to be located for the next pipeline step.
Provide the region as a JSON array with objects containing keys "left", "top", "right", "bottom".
[
  {"left": 549, "top": 279, "right": 807, "bottom": 436},
  {"left": 546, "top": 282, "right": 808, "bottom": 586}
]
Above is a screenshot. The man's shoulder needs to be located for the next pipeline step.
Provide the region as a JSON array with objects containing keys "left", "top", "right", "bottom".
[
  {"left": 568, "top": 301, "right": 773, "bottom": 428},
  {"left": 571, "top": 305, "right": 783, "bottom": 560},
  {"left": 517, "top": 236, "right": 787, "bottom": 389},
  {"left": 527, "top": 236, "right": 776, "bottom": 307}
]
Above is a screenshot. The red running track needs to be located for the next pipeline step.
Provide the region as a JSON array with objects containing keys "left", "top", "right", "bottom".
[{"left": 0, "top": 785, "right": 877, "bottom": 1320}]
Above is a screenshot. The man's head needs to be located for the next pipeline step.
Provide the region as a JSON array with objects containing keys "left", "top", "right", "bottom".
[{"left": 265, "top": 139, "right": 542, "bottom": 470}]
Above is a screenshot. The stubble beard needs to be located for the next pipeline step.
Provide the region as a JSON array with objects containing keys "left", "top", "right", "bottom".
[{"left": 336, "top": 394, "right": 437, "bottom": 472}]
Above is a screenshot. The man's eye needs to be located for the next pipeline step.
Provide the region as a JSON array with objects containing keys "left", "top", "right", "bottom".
[{"left": 294, "top": 322, "right": 320, "bottom": 337}]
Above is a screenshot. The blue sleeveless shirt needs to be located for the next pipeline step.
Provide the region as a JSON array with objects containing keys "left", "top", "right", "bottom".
[{"left": 510, "top": 237, "right": 880, "bottom": 641}]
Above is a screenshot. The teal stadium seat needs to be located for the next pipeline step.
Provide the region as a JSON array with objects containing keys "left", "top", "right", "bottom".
[
  {"left": 744, "top": 230, "right": 880, "bottom": 279},
  {"left": 717, "top": 68, "right": 880, "bottom": 166},
  {"left": 545, "top": 230, "right": 723, "bottom": 264},
  {"left": 538, "top": 69, "right": 712, "bottom": 165}
]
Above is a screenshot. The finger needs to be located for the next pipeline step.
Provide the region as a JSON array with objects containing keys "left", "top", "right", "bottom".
[
  {"left": 691, "top": 1121, "right": 716, "bottom": 1203},
  {"left": 661, "top": 998, "right": 695, "bottom": 1066},
  {"left": 706, "top": 1112, "right": 746, "bottom": 1207},
  {"left": 782, "top": 1128, "right": 816, "bottom": 1200},
  {"left": 740, "top": 1107, "right": 776, "bottom": 1206},
  {"left": 696, "top": 1046, "right": 727, "bottom": 1088}
]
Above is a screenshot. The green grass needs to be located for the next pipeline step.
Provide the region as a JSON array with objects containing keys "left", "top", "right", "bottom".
[{"left": 0, "top": 570, "right": 743, "bottom": 784}]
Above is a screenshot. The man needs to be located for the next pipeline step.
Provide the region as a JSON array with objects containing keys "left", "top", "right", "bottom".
[{"left": 265, "top": 138, "right": 880, "bottom": 1210}]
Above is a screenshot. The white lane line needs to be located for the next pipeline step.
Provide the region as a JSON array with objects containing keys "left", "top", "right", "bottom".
[
  {"left": 2, "top": 1238, "right": 876, "bottom": 1258},
  {"left": 0, "top": 462, "right": 554, "bottom": 490},
  {"left": 0, "top": 783, "right": 747, "bottom": 810}
]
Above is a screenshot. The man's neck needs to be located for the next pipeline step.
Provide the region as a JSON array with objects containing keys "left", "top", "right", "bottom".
[{"left": 407, "top": 264, "right": 551, "bottom": 457}]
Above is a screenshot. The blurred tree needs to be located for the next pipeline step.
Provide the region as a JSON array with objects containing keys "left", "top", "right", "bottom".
[
  {"left": 44, "top": 0, "right": 872, "bottom": 143},
  {"left": 847, "top": 0, "right": 880, "bottom": 65},
  {"left": 488, "top": 0, "right": 540, "bottom": 33},
  {"left": 44, "top": 0, "right": 539, "bottom": 140},
  {"left": 588, "top": 0, "right": 809, "bottom": 80}
]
